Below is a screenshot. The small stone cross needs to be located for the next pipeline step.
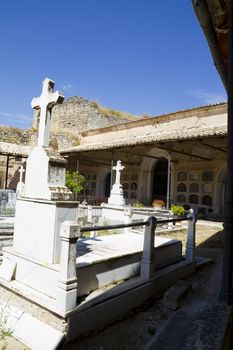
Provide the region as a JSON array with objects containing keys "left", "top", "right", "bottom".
[
  {"left": 31, "top": 78, "right": 64, "bottom": 148},
  {"left": 113, "top": 160, "right": 125, "bottom": 185},
  {"left": 18, "top": 165, "right": 25, "bottom": 183}
]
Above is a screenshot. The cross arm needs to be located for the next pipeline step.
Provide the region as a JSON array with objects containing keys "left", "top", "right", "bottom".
[
  {"left": 31, "top": 97, "right": 41, "bottom": 110},
  {"left": 48, "top": 91, "right": 64, "bottom": 108}
]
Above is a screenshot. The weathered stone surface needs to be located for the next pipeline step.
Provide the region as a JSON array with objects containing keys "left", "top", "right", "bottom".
[
  {"left": 0, "top": 126, "right": 23, "bottom": 144},
  {"left": 163, "top": 280, "right": 192, "bottom": 310},
  {"left": 33, "top": 96, "right": 137, "bottom": 135},
  {"left": 149, "top": 304, "right": 231, "bottom": 350}
]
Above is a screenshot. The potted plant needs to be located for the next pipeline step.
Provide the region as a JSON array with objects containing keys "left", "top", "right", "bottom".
[{"left": 152, "top": 199, "right": 165, "bottom": 209}]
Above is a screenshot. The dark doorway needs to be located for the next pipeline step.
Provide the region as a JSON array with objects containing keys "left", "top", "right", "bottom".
[
  {"left": 104, "top": 172, "right": 111, "bottom": 198},
  {"left": 152, "top": 159, "right": 168, "bottom": 201}
]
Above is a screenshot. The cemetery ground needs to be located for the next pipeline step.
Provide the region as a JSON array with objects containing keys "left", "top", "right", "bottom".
[
  {"left": 64, "top": 221, "right": 229, "bottom": 350},
  {"left": 0, "top": 221, "right": 230, "bottom": 349}
]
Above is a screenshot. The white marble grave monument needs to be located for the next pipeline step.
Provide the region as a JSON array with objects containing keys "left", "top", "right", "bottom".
[
  {"left": 108, "top": 160, "right": 125, "bottom": 206},
  {"left": 0, "top": 79, "right": 78, "bottom": 308}
]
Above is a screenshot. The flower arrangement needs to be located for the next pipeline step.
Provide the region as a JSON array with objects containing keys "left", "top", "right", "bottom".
[{"left": 152, "top": 199, "right": 165, "bottom": 208}]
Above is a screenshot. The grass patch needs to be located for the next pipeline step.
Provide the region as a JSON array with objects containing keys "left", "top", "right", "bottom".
[
  {"left": 161, "top": 225, "right": 224, "bottom": 256},
  {"left": 90, "top": 101, "right": 138, "bottom": 120},
  {"left": 0, "top": 302, "right": 13, "bottom": 350},
  {"left": 0, "top": 126, "right": 23, "bottom": 133},
  {"left": 25, "top": 127, "right": 38, "bottom": 133}
]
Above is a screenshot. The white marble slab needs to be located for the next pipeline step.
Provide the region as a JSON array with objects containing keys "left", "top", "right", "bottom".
[{"left": 77, "top": 233, "right": 177, "bottom": 266}]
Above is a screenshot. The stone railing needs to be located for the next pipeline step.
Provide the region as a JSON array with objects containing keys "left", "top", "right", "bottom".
[
  {"left": 77, "top": 205, "right": 102, "bottom": 227},
  {"left": 56, "top": 210, "right": 196, "bottom": 314}
]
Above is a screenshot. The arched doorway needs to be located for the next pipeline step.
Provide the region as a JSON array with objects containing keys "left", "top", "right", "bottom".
[
  {"left": 152, "top": 159, "right": 168, "bottom": 201},
  {"left": 104, "top": 172, "right": 111, "bottom": 199}
]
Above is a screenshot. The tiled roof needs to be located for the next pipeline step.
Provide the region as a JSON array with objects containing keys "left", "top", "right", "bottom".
[
  {"left": 61, "top": 125, "right": 227, "bottom": 154},
  {"left": 0, "top": 142, "right": 32, "bottom": 157}
]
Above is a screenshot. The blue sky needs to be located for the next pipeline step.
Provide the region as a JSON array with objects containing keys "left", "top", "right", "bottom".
[{"left": 0, "top": 0, "right": 227, "bottom": 129}]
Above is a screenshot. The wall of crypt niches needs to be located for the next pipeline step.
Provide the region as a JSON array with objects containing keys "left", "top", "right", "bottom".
[
  {"left": 173, "top": 160, "right": 226, "bottom": 218},
  {"left": 77, "top": 164, "right": 141, "bottom": 205},
  {"left": 69, "top": 158, "right": 226, "bottom": 218}
]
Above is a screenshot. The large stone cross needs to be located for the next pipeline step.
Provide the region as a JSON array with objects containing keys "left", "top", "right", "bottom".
[
  {"left": 113, "top": 160, "right": 125, "bottom": 185},
  {"left": 31, "top": 78, "right": 64, "bottom": 148}
]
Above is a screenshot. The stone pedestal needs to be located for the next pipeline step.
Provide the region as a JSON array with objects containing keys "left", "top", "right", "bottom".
[
  {"left": 108, "top": 160, "right": 125, "bottom": 206},
  {"left": 13, "top": 198, "right": 77, "bottom": 264},
  {"left": 108, "top": 183, "right": 125, "bottom": 206},
  {"left": 0, "top": 199, "right": 78, "bottom": 299},
  {"left": 24, "top": 147, "right": 73, "bottom": 201}
]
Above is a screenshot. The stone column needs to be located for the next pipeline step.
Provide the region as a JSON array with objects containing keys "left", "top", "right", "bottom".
[
  {"left": 140, "top": 216, "right": 157, "bottom": 279},
  {"left": 56, "top": 221, "right": 79, "bottom": 314},
  {"left": 185, "top": 209, "right": 196, "bottom": 261}
]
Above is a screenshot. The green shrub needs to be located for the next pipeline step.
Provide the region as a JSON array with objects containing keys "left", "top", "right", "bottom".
[
  {"left": 170, "top": 204, "right": 185, "bottom": 217},
  {"left": 133, "top": 201, "right": 144, "bottom": 208},
  {"left": 65, "top": 171, "right": 85, "bottom": 195}
]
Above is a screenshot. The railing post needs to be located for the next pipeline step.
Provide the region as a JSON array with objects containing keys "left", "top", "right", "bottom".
[
  {"left": 87, "top": 205, "right": 93, "bottom": 223},
  {"left": 168, "top": 209, "right": 173, "bottom": 230},
  {"left": 56, "top": 221, "right": 80, "bottom": 314},
  {"left": 124, "top": 206, "right": 133, "bottom": 234},
  {"left": 140, "top": 216, "right": 157, "bottom": 279},
  {"left": 185, "top": 209, "right": 196, "bottom": 261}
]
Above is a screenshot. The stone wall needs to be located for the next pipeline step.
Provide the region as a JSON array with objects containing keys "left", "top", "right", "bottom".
[
  {"left": 0, "top": 126, "right": 38, "bottom": 146},
  {"left": 33, "top": 96, "right": 137, "bottom": 135},
  {"left": 1, "top": 95, "right": 138, "bottom": 190},
  {"left": 0, "top": 126, "right": 23, "bottom": 144}
]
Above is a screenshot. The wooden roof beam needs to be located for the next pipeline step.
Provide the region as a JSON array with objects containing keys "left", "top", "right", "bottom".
[
  {"left": 157, "top": 146, "right": 212, "bottom": 161},
  {"left": 119, "top": 149, "right": 178, "bottom": 163},
  {"left": 200, "top": 142, "right": 227, "bottom": 153}
]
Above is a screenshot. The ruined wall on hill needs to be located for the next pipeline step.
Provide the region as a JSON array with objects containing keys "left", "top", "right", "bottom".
[
  {"left": 0, "top": 127, "right": 23, "bottom": 144},
  {"left": 33, "top": 96, "right": 136, "bottom": 135},
  {"left": 0, "top": 126, "right": 38, "bottom": 146}
]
